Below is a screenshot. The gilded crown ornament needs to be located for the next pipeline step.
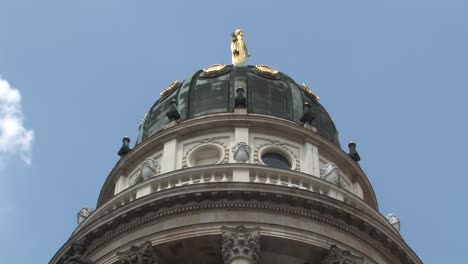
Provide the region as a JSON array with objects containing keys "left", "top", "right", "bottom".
[
  {"left": 160, "top": 80, "right": 180, "bottom": 97},
  {"left": 301, "top": 83, "right": 320, "bottom": 101},
  {"left": 202, "top": 64, "right": 227, "bottom": 76},
  {"left": 255, "top": 65, "right": 279, "bottom": 76}
]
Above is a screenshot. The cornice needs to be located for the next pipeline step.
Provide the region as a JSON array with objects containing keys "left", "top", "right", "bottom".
[{"left": 52, "top": 183, "right": 420, "bottom": 264}]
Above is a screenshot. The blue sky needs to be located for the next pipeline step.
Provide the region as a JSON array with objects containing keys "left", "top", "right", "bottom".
[{"left": 0, "top": 1, "right": 466, "bottom": 263}]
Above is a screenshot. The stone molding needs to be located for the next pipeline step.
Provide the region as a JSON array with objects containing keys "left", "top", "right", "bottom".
[
  {"left": 221, "top": 225, "right": 261, "bottom": 264},
  {"left": 78, "top": 165, "right": 382, "bottom": 236},
  {"left": 321, "top": 245, "right": 364, "bottom": 264},
  {"left": 66, "top": 187, "right": 418, "bottom": 264}
]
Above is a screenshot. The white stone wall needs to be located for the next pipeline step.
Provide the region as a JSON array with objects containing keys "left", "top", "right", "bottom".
[{"left": 113, "top": 127, "right": 363, "bottom": 199}]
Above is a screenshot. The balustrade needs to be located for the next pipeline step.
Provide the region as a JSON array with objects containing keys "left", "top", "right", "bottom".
[{"left": 77, "top": 164, "right": 374, "bottom": 232}]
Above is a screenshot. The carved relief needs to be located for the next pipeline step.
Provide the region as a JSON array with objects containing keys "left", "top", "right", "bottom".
[
  {"left": 386, "top": 214, "right": 401, "bottom": 232},
  {"left": 321, "top": 245, "right": 364, "bottom": 264},
  {"left": 139, "top": 158, "right": 159, "bottom": 181},
  {"left": 182, "top": 137, "right": 229, "bottom": 168},
  {"left": 253, "top": 139, "right": 300, "bottom": 171},
  {"left": 64, "top": 240, "right": 94, "bottom": 264},
  {"left": 232, "top": 142, "right": 252, "bottom": 163},
  {"left": 117, "top": 241, "right": 160, "bottom": 264},
  {"left": 320, "top": 163, "right": 349, "bottom": 189},
  {"left": 221, "top": 225, "right": 261, "bottom": 264},
  {"left": 77, "top": 207, "right": 94, "bottom": 225},
  {"left": 127, "top": 155, "right": 162, "bottom": 187}
]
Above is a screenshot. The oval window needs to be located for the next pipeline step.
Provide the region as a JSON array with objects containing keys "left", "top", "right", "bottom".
[
  {"left": 261, "top": 152, "right": 291, "bottom": 169},
  {"left": 189, "top": 145, "right": 222, "bottom": 166}
]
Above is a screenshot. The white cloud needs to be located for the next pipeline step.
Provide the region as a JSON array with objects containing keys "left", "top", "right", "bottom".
[{"left": 0, "top": 77, "right": 34, "bottom": 164}]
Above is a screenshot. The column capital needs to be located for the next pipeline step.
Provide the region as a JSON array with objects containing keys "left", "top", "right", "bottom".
[
  {"left": 116, "top": 241, "right": 160, "bottom": 264},
  {"left": 322, "top": 245, "right": 364, "bottom": 264},
  {"left": 221, "top": 225, "right": 261, "bottom": 264}
]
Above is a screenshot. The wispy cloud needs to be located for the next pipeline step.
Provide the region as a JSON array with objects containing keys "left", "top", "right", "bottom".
[{"left": 0, "top": 77, "right": 34, "bottom": 164}]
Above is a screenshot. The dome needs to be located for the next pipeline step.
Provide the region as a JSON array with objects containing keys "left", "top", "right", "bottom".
[{"left": 137, "top": 64, "right": 340, "bottom": 147}]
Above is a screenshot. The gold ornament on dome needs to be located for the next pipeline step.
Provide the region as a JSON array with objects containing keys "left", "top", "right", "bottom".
[
  {"left": 231, "top": 29, "right": 250, "bottom": 65},
  {"left": 255, "top": 65, "right": 279, "bottom": 76},
  {"left": 160, "top": 80, "right": 181, "bottom": 97},
  {"left": 202, "top": 64, "right": 227, "bottom": 75},
  {"left": 301, "top": 83, "right": 320, "bottom": 101}
]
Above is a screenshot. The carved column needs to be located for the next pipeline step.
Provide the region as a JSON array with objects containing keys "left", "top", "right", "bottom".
[
  {"left": 221, "top": 225, "right": 261, "bottom": 264},
  {"left": 321, "top": 245, "right": 364, "bottom": 264},
  {"left": 116, "top": 241, "right": 160, "bottom": 264}
]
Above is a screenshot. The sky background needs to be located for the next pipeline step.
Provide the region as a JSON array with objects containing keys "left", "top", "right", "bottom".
[{"left": 0, "top": 1, "right": 466, "bottom": 263}]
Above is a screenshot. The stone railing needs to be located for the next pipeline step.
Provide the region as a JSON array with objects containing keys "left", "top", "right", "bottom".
[
  {"left": 250, "top": 166, "right": 344, "bottom": 200},
  {"left": 75, "top": 164, "right": 382, "bottom": 233}
]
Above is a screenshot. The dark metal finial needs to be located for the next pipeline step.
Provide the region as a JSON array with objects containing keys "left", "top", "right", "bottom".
[
  {"left": 166, "top": 99, "right": 181, "bottom": 121},
  {"left": 234, "top": 88, "right": 246, "bottom": 108},
  {"left": 300, "top": 101, "right": 315, "bottom": 125},
  {"left": 118, "top": 136, "right": 132, "bottom": 157},
  {"left": 348, "top": 141, "right": 361, "bottom": 162}
]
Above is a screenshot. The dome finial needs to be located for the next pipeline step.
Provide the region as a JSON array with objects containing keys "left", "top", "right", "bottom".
[
  {"left": 231, "top": 29, "right": 250, "bottom": 66},
  {"left": 117, "top": 136, "right": 132, "bottom": 157},
  {"left": 348, "top": 141, "right": 361, "bottom": 162}
]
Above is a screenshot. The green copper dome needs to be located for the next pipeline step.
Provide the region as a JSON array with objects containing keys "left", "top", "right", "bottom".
[{"left": 136, "top": 65, "right": 340, "bottom": 147}]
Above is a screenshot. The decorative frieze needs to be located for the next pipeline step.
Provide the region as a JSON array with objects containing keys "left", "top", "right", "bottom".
[
  {"left": 321, "top": 245, "right": 364, "bottom": 264},
  {"left": 116, "top": 241, "right": 160, "bottom": 264},
  {"left": 221, "top": 225, "right": 261, "bottom": 264}
]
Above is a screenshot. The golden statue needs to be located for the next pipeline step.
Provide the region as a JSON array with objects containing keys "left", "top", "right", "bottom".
[{"left": 231, "top": 29, "right": 250, "bottom": 65}]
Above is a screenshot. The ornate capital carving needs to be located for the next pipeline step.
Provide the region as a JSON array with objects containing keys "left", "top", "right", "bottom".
[
  {"left": 117, "top": 241, "right": 159, "bottom": 264},
  {"left": 221, "top": 225, "right": 261, "bottom": 264},
  {"left": 64, "top": 239, "right": 94, "bottom": 264},
  {"left": 321, "top": 245, "right": 364, "bottom": 264}
]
